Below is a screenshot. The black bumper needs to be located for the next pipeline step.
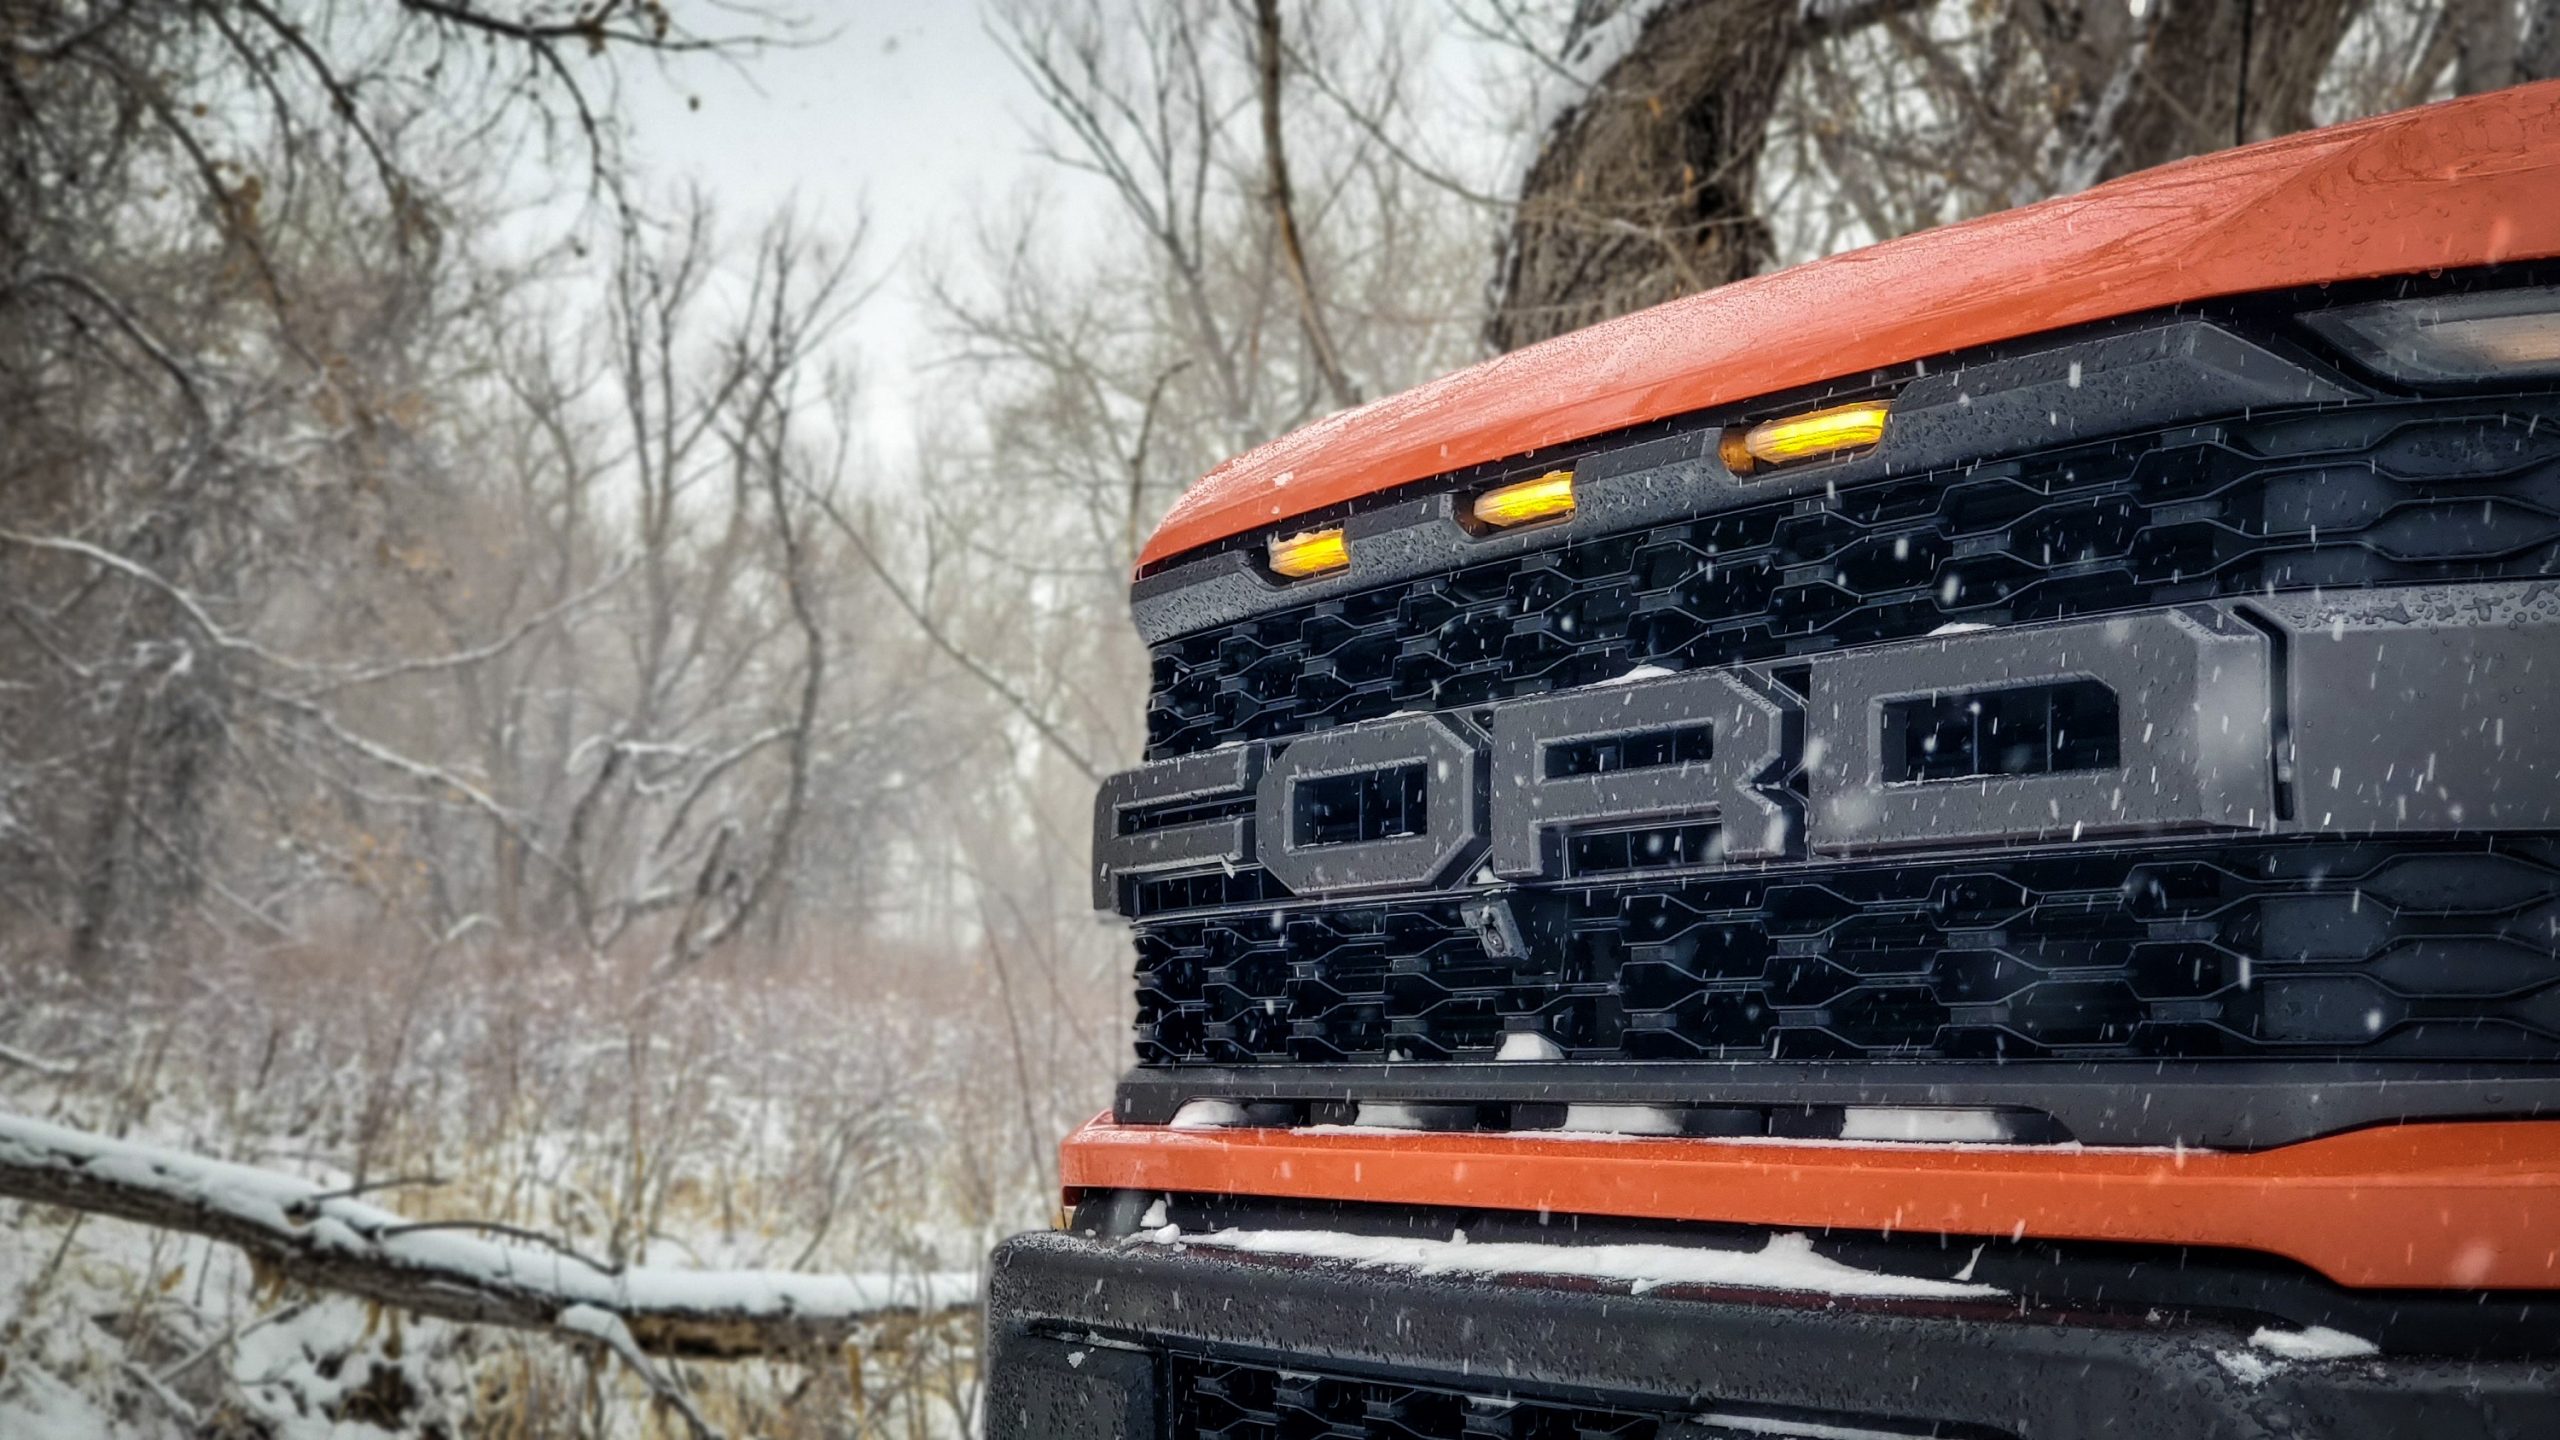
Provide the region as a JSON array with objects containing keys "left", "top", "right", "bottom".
[{"left": 984, "top": 1231, "right": 2560, "bottom": 1440}]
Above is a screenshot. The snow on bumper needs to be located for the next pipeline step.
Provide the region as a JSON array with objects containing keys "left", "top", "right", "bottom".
[{"left": 1059, "top": 1114, "right": 2560, "bottom": 1291}]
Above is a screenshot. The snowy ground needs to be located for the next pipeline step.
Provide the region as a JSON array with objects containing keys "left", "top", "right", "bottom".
[{"left": 0, "top": 940, "right": 1085, "bottom": 1438}]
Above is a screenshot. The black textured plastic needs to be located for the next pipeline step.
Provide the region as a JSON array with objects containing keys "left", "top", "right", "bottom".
[
  {"left": 1168, "top": 1354, "right": 1667, "bottom": 1440},
  {"left": 1107, "top": 1192, "right": 2560, "bottom": 1358},
  {"left": 1133, "top": 840, "right": 2560, "bottom": 1066},
  {"left": 988, "top": 1233, "right": 2560, "bottom": 1440},
  {"left": 1145, "top": 401, "right": 2560, "bottom": 758}
]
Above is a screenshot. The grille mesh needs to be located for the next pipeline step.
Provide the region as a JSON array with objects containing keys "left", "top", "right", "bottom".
[
  {"left": 1145, "top": 404, "right": 2560, "bottom": 758},
  {"left": 1134, "top": 841, "right": 2560, "bottom": 1066}
]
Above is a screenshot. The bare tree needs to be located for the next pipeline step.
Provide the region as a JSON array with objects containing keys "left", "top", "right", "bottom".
[
  {"left": 1487, "top": 0, "right": 2494, "bottom": 347},
  {"left": 1485, "top": 0, "right": 1805, "bottom": 351},
  {"left": 0, "top": 1, "right": 799, "bottom": 968}
]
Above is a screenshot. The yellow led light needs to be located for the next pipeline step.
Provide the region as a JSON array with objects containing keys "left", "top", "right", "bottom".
[
  {"left": 1731, "top": 401, "right": 1891, "bottom": 469},
  {"left": 1268, "top": 526, "right": 1350, "bottom": 578},
  {"left": 1472, "top": 470, "right": 1578, "bottom": 529}
]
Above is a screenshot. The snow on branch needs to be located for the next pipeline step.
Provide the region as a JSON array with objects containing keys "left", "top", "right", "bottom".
[
  {"left": 0, "top": 1111, "right": 976, "bottom": 1360},
  {"left": 0, "top": 1041, "right": 73, "bottom": 1076}
]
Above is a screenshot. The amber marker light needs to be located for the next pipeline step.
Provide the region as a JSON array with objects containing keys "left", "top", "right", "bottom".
[
  {"left": 1722, "top": 400, "right": 1892, "bottom": 473},
  {"left": 1268, "top": 526, "right": 1351, "bottom": 578},
  {"left": 1472, "top": 470, "right": 1577, "bottom": 529}
]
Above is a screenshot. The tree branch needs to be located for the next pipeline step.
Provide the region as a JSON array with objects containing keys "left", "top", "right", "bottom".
[
  {"left": 1254, "top": 0, "right": 1360, "bottom": 410},
  {"left": 0, "top": 1110, "right": 976, "bottom": 1361},
  {"left": 799, "top": 485, "right": 1104, "bottom": 784}
]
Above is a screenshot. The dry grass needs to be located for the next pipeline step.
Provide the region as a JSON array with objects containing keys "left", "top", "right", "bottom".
[{"left": 0, "top": 925, "right": 1124, "bottom": 1437}]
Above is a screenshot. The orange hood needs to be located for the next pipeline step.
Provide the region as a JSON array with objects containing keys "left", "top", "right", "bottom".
[{"left": 1144, "top": 81, "right": 2560, "bottom": 570}]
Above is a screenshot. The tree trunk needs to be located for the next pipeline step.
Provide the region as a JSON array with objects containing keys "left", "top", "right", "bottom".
[
  {"left": 2067, "top": 0, "right": 2360, "bottom": 187},
  {"left": 2514, "top": 0, "right": 2560, "bottom": 83},
  {"left": 2443, "top": 0, "right": 2521, "bottom": 93},
  {"left": 1485, "top": 0, "right": 2364, "bottom": 354},
  {"left": 66, "top": 684, "right": 145, "bottom": 970},
  {"left": 1487, "top": 0, "right": 1803, "bottom": 352}
]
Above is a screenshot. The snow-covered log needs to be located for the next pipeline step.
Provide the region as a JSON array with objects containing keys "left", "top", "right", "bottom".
[{"left": 0, "top": 1111, "right": 977, "bottom": 1359}]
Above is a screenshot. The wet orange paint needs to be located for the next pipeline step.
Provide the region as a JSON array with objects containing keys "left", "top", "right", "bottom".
[
  {"left": 1061, "top": 1115, "right": 2560, "bottom": 1290},
  {"left": 1144, "top": 82, "right": 2560, "bottom": 569}
]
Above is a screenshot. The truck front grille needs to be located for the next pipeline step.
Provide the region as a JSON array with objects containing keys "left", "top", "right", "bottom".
[
  {"left": 1109, "top": 332, "right": 2560, "bottom": 1138},
  {"left": 1135, "top": 839, "right": 2560, "bottom": 1066},
  {"left": 1146, "top": 402, "right": 2560, "bottom": 758}
]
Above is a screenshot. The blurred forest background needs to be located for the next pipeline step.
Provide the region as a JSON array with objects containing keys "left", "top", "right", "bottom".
[{"left": 1, "top": 0, "right": 2554, "bottom": 1435}]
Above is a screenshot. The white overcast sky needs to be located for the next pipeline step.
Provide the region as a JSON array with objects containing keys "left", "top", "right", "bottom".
[
  {"left": 592, "top": 0, "right": 1531, "bottom": 466},
  {"left": 611, "top": 2, "right": 1051, "bottom": 451}
]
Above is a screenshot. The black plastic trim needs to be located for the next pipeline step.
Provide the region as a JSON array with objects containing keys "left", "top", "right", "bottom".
[
  {"left": 1072, "top": 1190, "right": 2560, "bottom": 1359},
  {"left": 985, "top": 1232, "right": 2560, "bottom": 1440},
  {"left": 1130, "top": 318, "right": 2355, "bottom": 644},
  {"left": 1113, "top": 1060, "right": 2560, "bottom": 1148}
]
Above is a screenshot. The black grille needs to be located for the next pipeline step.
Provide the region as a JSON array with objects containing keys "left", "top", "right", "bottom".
[
  {"left": 1135, "top": 840, "right": 2560, "bottom": 1066},
  {"left": 1169, "top": 1355, "right": 1662, "bottom": 1440},
  {"left": 1883, "top": 679, "right": 2120, "bottom": 782},
  {"left": 1146, "top": 402, "right": 2560, "bottom": 757}
]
